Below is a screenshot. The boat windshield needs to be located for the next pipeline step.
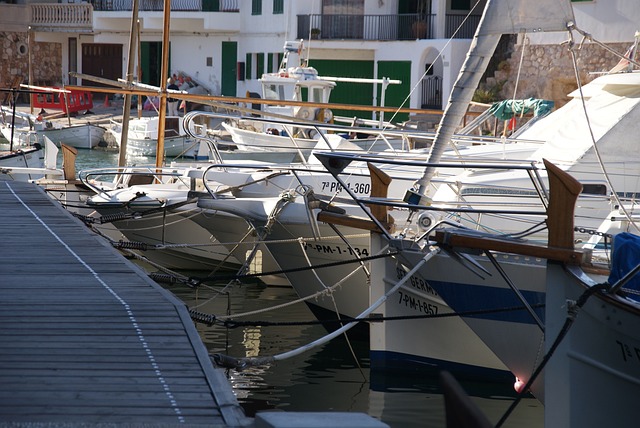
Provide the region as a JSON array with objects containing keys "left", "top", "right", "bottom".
[
  {"left": 309, "top": 87, "right": 326, "bottom": 103},
  {"left": 263, "top": 84, "right": 286, "bottom": 100}
]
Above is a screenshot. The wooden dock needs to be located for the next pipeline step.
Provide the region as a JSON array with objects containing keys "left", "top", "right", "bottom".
[{"left": 0, "top": 181, "right": 250, "bottom": 426}]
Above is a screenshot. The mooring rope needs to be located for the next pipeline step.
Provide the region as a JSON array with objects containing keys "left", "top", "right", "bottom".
[
  {"left": 211, "top": 248, "right": 439, "bottom": 368},
  {"left": 198, "top": 302, "right": 546, "bottom": 330},
  {"left": 188, "top": 250, "right": 398, "bottom": 285}
]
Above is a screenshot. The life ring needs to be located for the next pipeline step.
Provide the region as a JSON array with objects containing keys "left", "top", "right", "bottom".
[
  {"left": 316, "top": 108, "right": 333, "bottom": 124},
  {"left": 298, "top": 108, "right": 312, "bottom": 119}
]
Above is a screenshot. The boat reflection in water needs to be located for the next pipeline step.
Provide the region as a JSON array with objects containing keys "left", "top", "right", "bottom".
[{"left": 159, "top": 270, "right": 542, "bottom": 428}]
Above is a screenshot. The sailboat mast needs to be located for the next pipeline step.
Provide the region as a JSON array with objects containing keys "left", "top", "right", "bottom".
[
  {"left": 156, "top": 0, "right": 171, "bottom": 169},
  {"left": 415, "top": 0, "right": 497, "bottom": 196},
  {"left": 119, "top": 0, "right": 139, "bottom": 168}
]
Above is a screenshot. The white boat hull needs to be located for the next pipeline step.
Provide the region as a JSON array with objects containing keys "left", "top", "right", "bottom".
[
  {"left": 187, "top": 208, "right": 290, "bottom": 286},
  {"left": 394, "top": 241, "right": 547, "bottom": 396},
  {"left": 106, "top": 115, "right": 201, "bottom": 158},
  {"left": 369, "top": 233, "right": 509, "bottom": 378},
  {"left": 87, "top": 195, "right": 240, "bottom": 271},
  {"left": 0, "top": 146, "right": 46, "bottom": 181},
  {"left": 223, "top": 122, "right": 318, "bottom": 153},
  {"left": 125, "top": 134, "right": 196, "bottom": 158},
  {"left": 1, "top": 124, "right": 106, "bottom": 150},
  {"left": 195, "top": 196, "right": 509, "bottom": 378},
  {"left": 223, "top": 121, "right": 410, "bottom": 155},
  {"left": 40, "top": 124, "right": 106, "bottom": 149},
  {"left": 545, "top": 264, "right": 640, "bottom": 427}
]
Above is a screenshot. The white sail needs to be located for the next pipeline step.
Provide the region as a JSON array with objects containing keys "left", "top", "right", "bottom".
[
  {"left": 415, "top": 0, "right": 575, "bottom": 195},
  {"left": 477, "top": 1, "right": 575, "bottom": 36}
]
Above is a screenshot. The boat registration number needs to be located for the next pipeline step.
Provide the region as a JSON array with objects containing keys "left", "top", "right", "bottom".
[{"left": 320, "top": 181, "right": 370, "bottom": 195}]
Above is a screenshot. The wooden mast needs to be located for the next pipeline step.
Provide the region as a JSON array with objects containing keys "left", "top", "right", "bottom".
[
  {"left": 137, "top": 20, "right": 143, "bottom": 119},
  {"left": 28, "top": 26, "right": 33, "bottom": 115},
  {"left": 118, "top": 0, "right": 139, "bottom": 167},
  {"left": 156, "top": 0, "right": 171, "bottom": 169}
]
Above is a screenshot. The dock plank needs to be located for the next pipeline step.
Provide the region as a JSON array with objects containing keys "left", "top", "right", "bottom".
[{"left": 0, "top": 181, "right": 249, "bottom": 426}]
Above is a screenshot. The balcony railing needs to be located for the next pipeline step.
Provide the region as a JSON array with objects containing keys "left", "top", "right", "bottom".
[
  {"left": 89, "top": 0, "right": 238, "bottom": 12},
  {"left": 297, "top": 13, "right": 481, "bottom": 41},
  {"left": 30, "top": 0, "right": 238, "bottom": 30},
  {"left": 446, "top": 14, "right": 482, "bottom": 39},
  {"left": 298, "top": 14, "right": 435, "bottom": 41},
  {"left": 31, "top": 3, "right": 93, "bottom": 29}
]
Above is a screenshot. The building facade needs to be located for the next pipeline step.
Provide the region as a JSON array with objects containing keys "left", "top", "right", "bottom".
[{"left": 1, "top": 0, "right": 638, "bottom": 117}]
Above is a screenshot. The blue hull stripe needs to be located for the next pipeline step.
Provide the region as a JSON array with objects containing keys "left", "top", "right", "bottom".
[{"left": 427, "top": 280, "right": 545, "bottom": 325}]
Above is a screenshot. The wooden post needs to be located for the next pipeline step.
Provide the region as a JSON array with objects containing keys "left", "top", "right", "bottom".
[
  {"left": 543, "top": 158, "right": 583, "bottom": 249},
  {"left": 60, "top": 144, "right": 78, "bottom": 182},
  {"left": 367, "top": 162, "right": 392, "bottom": 225},
  {"left": 62, "top": 86, "right": 71, "bottom": 127}
]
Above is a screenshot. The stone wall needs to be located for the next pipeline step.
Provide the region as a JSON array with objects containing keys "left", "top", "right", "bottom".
[
  {"left": 484, "top": 40, "right": 630, "bottom": 108},
  {"left": 1, "top": 31, "right": 62, "bottom": 101}
]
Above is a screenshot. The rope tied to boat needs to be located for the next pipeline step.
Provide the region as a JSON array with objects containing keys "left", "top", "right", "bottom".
[
  {"left": 72, "top": 197, "right": 198, "bottom": 226},
  {"left": 188, "top": 309, "right": 217, "bottom": 326},
  {"left": 188, "top": 250, "right": 397, "bottom": 284},
  {"left": 211, "top": 248, "right": 441, "bottom": 369},
  {"left": 212, "top": 303, "right": 547, "bottom": 330},
  {"left": 255, "top": 188, "right": 296, "bottom": 237},
  {"left": 113, "top": 240, "right": 148, "bottom": 251}
]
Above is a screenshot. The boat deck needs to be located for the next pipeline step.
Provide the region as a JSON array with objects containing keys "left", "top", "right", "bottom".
[{"left": 0, "top": 180, "right": 249, "bottom": 426}]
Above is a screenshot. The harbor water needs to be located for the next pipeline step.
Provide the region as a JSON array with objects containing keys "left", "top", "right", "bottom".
[
  {"left": 163, "top": 279, "right": 544, "bottom": 428},
  {"left": 71, "top": 149, "right": 544, "bottom": 427}
]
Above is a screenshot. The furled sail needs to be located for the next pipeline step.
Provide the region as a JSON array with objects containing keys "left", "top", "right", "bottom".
[{"left": 413, "top": 0, "right": 575, "bottom": 197}]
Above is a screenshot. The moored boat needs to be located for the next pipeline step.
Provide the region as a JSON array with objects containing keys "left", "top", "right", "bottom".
[
  {"left": 1, "top": 106, "right": 106, "bottom": 150},
  {"left": 105, "top": 115, "right": 203, "bottom": 158}
]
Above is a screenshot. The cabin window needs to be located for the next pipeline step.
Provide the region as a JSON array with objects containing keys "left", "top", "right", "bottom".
[
  {"left": 264, "top": 84, "right": 285, "bottom": 100},
  {"left": 581, "top": 184, "right": 607, "bottom": 196},
  {"left": 460, "top": 188, "right": 538, "bottom": 196},
  {"left": 309, "top": 87, "right": 324, "bottom": 103}
]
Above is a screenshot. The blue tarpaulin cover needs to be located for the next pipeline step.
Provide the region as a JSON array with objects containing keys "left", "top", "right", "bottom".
[{"left": 608, "top": 232, "right": 640, "bottom": 301}]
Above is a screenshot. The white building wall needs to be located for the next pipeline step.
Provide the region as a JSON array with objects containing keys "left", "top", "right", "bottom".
[
  {"left": 168, "top": 35, "right": 223, "bottom": 95},
  {"left": 26, "top": 0, "right": 477, "bottom": 110}
]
